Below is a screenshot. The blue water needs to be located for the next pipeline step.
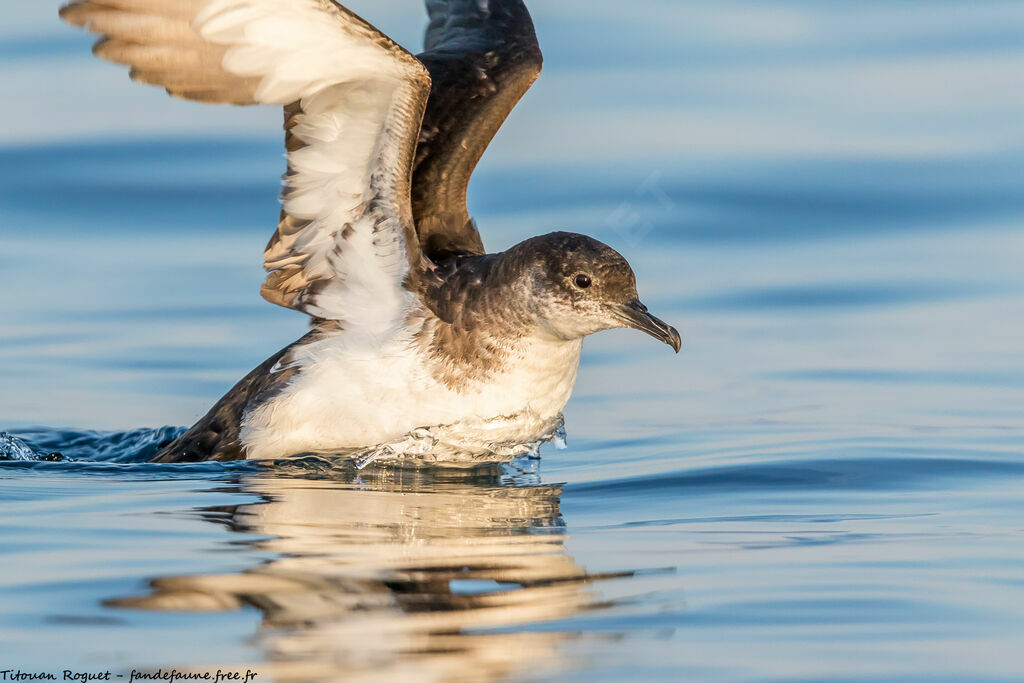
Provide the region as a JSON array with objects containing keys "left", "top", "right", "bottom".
[{"left": 3, "top": 1, "right": 1024, "bottom": 681}]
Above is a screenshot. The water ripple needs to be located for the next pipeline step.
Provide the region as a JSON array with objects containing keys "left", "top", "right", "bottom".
[{"left": 568, "top": 456, "right": 1024, "bottom": 496}]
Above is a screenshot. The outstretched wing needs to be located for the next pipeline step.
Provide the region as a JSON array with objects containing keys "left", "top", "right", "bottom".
[
  {"left": 412, "top": 0, "right": 543, "bottom": 260},
  {"left": 61, "top": 0, "right": 432, "bottom": 331}
]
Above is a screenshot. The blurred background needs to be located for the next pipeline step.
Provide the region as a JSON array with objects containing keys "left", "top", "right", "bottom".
[{"left": 2, "top": 1, "right": 1024, "bottom": 681}]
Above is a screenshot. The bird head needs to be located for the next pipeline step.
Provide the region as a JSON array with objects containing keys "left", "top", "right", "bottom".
[{"left": 509, "top": 232, "right": 681, "bottom": 352}]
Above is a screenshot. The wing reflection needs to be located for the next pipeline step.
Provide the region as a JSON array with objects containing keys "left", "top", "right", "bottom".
[{"left": 108, "top": 463, "right": 624, "bottom": 681}]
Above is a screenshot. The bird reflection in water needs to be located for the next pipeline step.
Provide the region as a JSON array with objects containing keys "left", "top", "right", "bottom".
[{"left": 107, "top": 461, "right": 631, "bottom": 681}]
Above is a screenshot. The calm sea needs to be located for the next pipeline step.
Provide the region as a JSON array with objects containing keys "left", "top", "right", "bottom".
[{"left": 2, "top": 1, "right": 1024, "bottom": 681}]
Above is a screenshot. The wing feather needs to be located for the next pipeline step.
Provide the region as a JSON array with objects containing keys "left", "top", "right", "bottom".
[
  {"left": 61, "top": 0, "right": 432, "bottom": 331},
  {"left": 412, "top": 0, "right": 543, "bottom": 259}
]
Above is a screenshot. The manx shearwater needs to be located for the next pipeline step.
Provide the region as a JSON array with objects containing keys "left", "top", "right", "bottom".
[{"left": 60, "top": 0, "right": 681, "bottom": 463}]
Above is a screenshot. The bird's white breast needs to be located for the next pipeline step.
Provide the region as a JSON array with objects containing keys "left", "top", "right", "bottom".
[{"left": 238, "top": 329, "right": 583, "bottom": 461}]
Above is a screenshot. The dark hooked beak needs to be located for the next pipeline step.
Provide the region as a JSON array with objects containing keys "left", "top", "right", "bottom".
[{"left": 614, "top": 300, "right": 682, "bottom": 353}]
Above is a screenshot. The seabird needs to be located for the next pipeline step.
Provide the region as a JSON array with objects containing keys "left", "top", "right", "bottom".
[{"left": 60, "top": 0, "right": 681, "bottom": 464}]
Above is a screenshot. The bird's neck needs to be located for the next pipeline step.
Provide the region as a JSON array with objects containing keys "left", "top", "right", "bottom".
[
  {"left": 421, "top": 315, "right": 583, "bottom": 407},
  {"left": 422, "top": 251, "right": 536, "bottom": 327},
  {"left": 417, "top": 252, "right": 574, "bottom": 391}
]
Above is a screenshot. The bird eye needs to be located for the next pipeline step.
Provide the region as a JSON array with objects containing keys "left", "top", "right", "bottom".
[{"left": 573, "top": 274, "right": 592, "bottom": 289}]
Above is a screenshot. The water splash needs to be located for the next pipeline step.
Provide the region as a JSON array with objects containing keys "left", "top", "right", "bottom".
[
  {"left": 0, "top": 432, "right": 38, "bottom": 461},
  {"left": 345, "top": 414, "right": 568, "bottom": 469},
  {"left": 7, "top": 426, "right": 185, "bottom": 463}
]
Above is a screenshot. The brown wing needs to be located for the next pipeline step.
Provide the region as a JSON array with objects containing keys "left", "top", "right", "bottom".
[
  {"left": 412, "top": 0, "right": 543, "bottom": 260},
  {"left": 61, "top": 0, "right": 432, "bottom": 325}
]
